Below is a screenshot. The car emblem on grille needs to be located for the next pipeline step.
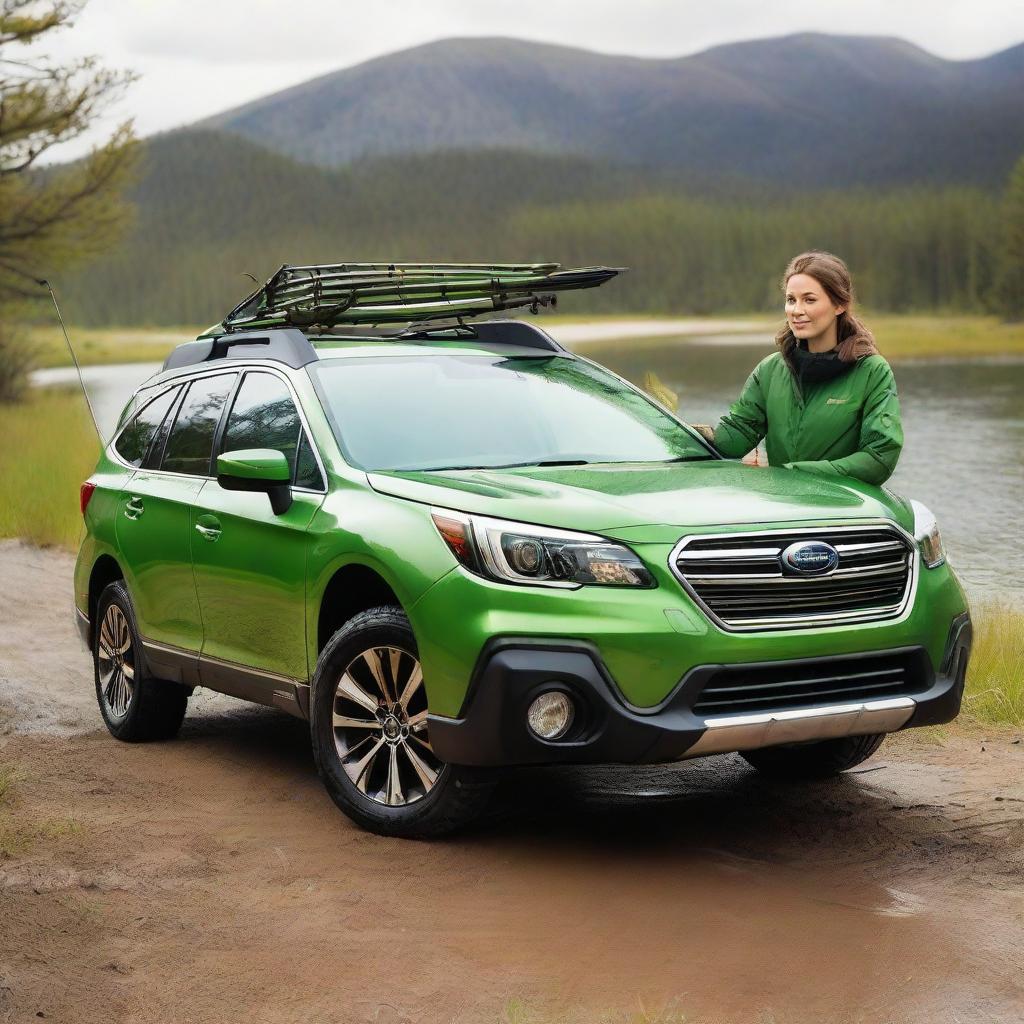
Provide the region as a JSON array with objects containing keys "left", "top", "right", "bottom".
[{"left": 780, "top": 540, "right": 839, "bottom": 576}]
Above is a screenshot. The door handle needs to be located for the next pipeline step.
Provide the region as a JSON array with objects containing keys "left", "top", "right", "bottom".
[
  {"left": 124, "top": 496, "right": 144, "bottom": 520},
  {"left": 195, "top": 515, "right": 221, "bottom": 542}
]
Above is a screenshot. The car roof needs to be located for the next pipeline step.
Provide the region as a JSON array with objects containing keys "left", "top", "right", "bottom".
[
  {"left": 140, "top": 322, "right": 574, "bottom": 395},
  {"left": 309, "top": 339, "right": 569, "bottom": 361}
]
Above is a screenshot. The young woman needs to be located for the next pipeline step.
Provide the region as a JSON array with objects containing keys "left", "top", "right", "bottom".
[{"left": 695, "top": 251, "right": 903, "bottom": 485}]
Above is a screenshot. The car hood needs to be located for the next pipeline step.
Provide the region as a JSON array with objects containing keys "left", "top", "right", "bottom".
[{"left": 367, "top": 462, "right": 911, "bottom": 541}]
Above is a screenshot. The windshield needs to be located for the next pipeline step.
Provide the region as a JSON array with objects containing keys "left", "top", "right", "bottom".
[{"left": 310, "top": 353, "right": 712, "bottom": 472}]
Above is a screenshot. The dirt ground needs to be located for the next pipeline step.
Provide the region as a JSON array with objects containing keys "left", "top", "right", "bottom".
[{"left": 1, "top": 540, "right": 1022, "bottom": 1024}]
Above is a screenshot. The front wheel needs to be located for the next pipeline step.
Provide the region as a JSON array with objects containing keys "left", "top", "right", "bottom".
[
  {"left": 740, "top": 733, "right": 886, "bottom": 779},
  {"left": 310, "top": 606, "right": 494, "bottom": 838}
]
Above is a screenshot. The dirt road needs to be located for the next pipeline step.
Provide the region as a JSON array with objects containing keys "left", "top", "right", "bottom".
[{"left": 1, "top": 540, "right": 1022, "bottom": 1023}]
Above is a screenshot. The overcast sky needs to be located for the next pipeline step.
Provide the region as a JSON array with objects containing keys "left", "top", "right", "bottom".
[{"left": 22, "top": 0, "right": 1024, "bottom": 163}]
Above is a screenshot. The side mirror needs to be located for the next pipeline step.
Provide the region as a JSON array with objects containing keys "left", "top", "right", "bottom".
[{"left": 217, "top": 448, "right": 293, "bottom": 514}]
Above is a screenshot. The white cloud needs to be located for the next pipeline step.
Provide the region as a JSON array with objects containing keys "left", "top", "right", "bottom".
[{"left": 17, "top": 0, "right": 1024, "bottom": 163}]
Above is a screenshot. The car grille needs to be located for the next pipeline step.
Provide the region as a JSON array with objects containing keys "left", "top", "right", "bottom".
[
  {"left": 692, "top": 650, "right": 928, "bottom": 716},
  {"left": 671, "top": 525, "right": 914, "bottom": 631}
]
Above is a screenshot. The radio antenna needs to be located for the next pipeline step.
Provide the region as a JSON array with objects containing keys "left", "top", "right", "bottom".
[{"left": 38, "top": 278, "right": 103, "bottom": 441}]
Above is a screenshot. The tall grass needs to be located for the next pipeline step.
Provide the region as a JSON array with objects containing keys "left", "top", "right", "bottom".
[
  {"left": 865, "top": 314, "right": 1024, "bottom": 361},
  {"left": 25, "top": 324, "right": 199, "bottom": 369},
  {"left": 963, "top": 600, "right": 1024, "bottom": 728},
  {"left": 0, "top": 388, "right": 99, "bottom": 548},
  {"left": 19, "top": 316, "right": 1024, "bottom": 368}
]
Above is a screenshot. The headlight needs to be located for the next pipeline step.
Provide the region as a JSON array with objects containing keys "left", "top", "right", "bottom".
[
  {"left": 910, "top": 499, "right": 945, "bottom": 569},
  {"left": 430, "top": 509, "right": 655, "bottom": 589}
]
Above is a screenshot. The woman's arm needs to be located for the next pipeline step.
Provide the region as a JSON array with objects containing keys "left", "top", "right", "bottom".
[
  {"left": 784, "top": 360, "right": 904, "bottom": 485},
  {"left": 712, "top": 363, "right": 769, "bottom": 458}
]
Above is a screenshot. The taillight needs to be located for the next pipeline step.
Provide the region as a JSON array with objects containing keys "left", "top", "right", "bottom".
[{"left": 80, "top": 481, "right": 97, "bottom": 515}]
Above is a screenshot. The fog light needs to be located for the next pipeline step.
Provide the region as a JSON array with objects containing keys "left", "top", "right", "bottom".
[{"left": 527, "top": 691, "right": 574, "bottom": 740}]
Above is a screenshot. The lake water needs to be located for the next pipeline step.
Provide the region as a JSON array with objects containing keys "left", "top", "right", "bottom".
[
  {"left": 33, "top": 332, "right": 1024, "bottom": 602},
  {"left": 577, "top": 336, "right": 1024, "bottom": 604}
]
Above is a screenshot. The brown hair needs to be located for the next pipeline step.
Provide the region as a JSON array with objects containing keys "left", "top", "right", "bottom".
[{"left": 775, "top": 251, "right": 878, "bottom": 364}]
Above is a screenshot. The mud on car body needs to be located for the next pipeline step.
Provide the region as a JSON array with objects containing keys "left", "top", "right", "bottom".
[{"left": 74, "top": 263, "right": 972, "bottom": 837}]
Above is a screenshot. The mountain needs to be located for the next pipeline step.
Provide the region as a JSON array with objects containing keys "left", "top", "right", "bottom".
[{"left": 197, "top": 33, "right": 1024, "bottom": 187}]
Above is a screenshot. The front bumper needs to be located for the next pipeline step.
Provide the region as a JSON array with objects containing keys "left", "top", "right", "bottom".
[{"left": 427, "top": 613, "right": 972, "bottom": 767}]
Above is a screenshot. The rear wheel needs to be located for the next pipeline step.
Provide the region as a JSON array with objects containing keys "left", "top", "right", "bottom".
[
  {"left": 740, "top": 733, "right": 886, "bottom": 779},
  {"left": 310, "top": 606, "right": 493, "bottom": 837},
  {"left": 93, "top": 581, "right": 188, "bottom": 741}
]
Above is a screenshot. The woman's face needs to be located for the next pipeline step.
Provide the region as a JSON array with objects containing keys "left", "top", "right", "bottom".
[{"left": 785, "top": 273, "right": 845, "bottom": 343}]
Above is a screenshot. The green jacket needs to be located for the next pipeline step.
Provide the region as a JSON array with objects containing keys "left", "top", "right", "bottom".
[{"left": 713, "top": 351, "right": 903, "bottom": 485}]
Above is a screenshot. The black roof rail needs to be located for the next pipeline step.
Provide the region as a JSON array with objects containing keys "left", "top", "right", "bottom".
[
  {"left": 162, "top": 328, "right": 318, "bottom": 372},
  {"left": 400, "top": 318, "right": 567, "bottom": 353}
]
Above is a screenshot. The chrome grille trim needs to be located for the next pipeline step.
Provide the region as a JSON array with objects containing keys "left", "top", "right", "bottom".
[{"left": 669, "top": 522, "right": 918, "bottom": 632}]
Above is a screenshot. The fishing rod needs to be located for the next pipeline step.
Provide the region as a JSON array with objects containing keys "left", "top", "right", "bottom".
[{"left": 224, "top": 263, "right": 623, "bottom": 332}]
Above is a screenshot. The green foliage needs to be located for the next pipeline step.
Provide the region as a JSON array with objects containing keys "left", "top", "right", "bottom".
[
  {"left": 0, "top": 321, "right": 34, "bottom": 400},
  {"left": 58, "top": 132, "right": 1004, "bottom": 327},
  {"left": 991, "top": 153, "right": 1024, "bottom": 321},
  {"left": 0, "top": 0, "right": 139, "bottom": 308}
]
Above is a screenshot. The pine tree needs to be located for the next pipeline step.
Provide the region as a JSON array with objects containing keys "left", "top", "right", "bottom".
[
  {"left": 0, "top": 0, "right": 139, "bottom": 305},
  {"left": 992, "top": 154, "right": 1024, "bottom": 321}
]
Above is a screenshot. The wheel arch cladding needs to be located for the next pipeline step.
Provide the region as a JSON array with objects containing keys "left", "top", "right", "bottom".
[
  {"left": 317, "top": 563, "right": 404, "bottom": 655},
  {"left": 88, "top": 554, "right": 125, "bottom": 646}
]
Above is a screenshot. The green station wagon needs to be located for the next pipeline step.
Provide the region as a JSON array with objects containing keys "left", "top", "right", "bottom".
[{"left": 74, "top": 263, "right": 972, "bottom": 836}]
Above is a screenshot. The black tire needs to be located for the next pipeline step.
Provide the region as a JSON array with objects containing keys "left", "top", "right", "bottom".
[
  {"left": 740, "top": 732, "right": 886, "bottom": 779},
  {"left": 310, "top": 606, "right": 494, "bottom": 838},
  {"left": 93, "top": 580, "right": 188, "bottom": 742}
]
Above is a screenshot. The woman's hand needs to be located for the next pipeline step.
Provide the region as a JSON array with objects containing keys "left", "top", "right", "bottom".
[{"left": 690, "top": 423, "right": 716, "bottom": 443}]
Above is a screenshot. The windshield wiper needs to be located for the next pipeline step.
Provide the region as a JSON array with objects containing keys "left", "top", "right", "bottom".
[
  {"left": 391, "top": 455, "right": 710, "bottom": 472},
  {"left": 401, "top": 459, "right": 595, "bottom": 472},
  {"left": 533, "top": 459, "right": 592, "bottom": 467}
]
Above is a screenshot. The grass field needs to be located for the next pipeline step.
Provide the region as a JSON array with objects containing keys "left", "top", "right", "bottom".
[
  {"left": 25, "top": 324, "right": 205, "bottom": 369},
  {"left": 19, "top": 314, "right": 1024, "bottom": 369},
  {"left": 0, "top": 388, "right": 98, "bottom": 548},
  {"left": 864, "top": 314, "right": 1024, "bottom": 361},
  {"left": 567, "top": 313, "right": 1024, "bottom": 361}
]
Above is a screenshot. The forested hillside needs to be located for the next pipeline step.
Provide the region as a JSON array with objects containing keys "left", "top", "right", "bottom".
[
  {"left": 199, "top": 34, "right": 1024, "bottom": 188},
  {"left": 60, "top": 130, "right": 1001, "bottom": 326}
]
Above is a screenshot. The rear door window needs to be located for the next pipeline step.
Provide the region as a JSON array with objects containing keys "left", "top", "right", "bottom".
[
  {"left": 160, "top": 373, "right": 237, "bottom": 476},
  {"left": 114, "top": 386, "right": 180, "bottom": 468}
]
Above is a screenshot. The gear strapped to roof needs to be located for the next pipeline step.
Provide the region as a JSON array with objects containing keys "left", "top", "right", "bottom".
[{"left": 220, "top": 262, "right": 624, "bottom": 332}]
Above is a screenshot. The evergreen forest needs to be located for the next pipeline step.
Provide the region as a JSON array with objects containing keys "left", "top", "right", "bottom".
[{"left": 60, "top": 130, "right": 1007, "bottom": 326}]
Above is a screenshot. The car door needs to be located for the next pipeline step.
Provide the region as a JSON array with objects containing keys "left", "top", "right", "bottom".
[
  {"left": 115, "top": 371, "right": 237, "bottom": 671},
  {"left": 190, "top": 368, "right": 326, "bottom": 694}
]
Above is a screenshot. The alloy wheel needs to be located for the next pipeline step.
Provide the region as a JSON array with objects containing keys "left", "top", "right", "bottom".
[
  {"left": 332, "top": 645, "right": 443, "bottom": 806},
  {"left": 97, "top": 603, "right": 135, "bottom": 720}
]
